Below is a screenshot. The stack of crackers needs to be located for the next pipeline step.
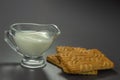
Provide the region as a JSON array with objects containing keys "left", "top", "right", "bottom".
[{"left": 47, "top": 46, "right": 114, "bottom": 75}]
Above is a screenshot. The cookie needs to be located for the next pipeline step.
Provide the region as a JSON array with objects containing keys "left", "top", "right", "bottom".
[
  {"left": 57, "top": 49, "right": 114, "bottom": 72},
  {"left": 47, "top": 54, "right": 61, "bottom": 67},
  {"left": 57, "top": 46, "right": 104, "bottom": 57},
  {"left": 47, "top": 54, "right": 98, "bottom": 75},
  {"left": 47, "top": 46, "right": 114, "bottom": 75},
  {"left": 56, "top": 46, "right": 74, "bottom": 53}
]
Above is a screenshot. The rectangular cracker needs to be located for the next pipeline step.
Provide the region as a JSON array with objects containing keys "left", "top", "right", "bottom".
[
  {"left": 57, "top": 46, "right": 104, "bottom": 57},
  {"left": 58, "top": 50, "right": 114, "bottom": 73},
  {"left": 47, "top": 54, "right": 98, "bottom": 75},
  {"left": 47, "top": 46, "right": 114, "bottom": 75},
  {"left": 56, "top": 46, "right": 74, "bottom": 53}
]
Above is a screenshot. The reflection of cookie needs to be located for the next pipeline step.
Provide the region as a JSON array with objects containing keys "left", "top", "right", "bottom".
[{"left": 47, "top": 54, "right": 98, "bottom": 75}]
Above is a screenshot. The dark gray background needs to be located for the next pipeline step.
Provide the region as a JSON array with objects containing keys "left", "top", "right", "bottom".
[{"left": 0, "top": 0, "right": 120, "bottom": 80}]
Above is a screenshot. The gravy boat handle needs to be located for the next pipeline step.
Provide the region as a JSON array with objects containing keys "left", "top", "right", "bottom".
[{"left": 4, "top": 30, "right": 17, "bottom": 52}]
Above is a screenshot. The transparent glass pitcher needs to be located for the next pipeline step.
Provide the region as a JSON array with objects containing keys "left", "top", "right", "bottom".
[{"left": 4, "top": 23, "right": 61, "bottom": 68}]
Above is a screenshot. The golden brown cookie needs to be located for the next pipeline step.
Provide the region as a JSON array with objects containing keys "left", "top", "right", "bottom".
[
  {"left": 57, "top": 49, "right": 114, "bottom": 72},
  {"left": 56, "top": 46, "right": 74, "bottom": 53},
  {"left": 47, "top": 54, "right": 61, "bottom": 67},
  {"left": 47, "top": 54, "right": 98, "bottom": 75},
  {"left": 47, "top": 46, "right": 114, "bottom": 75},
  {"left": 57, "top": 46, "right": 104, "bottom": 57}
]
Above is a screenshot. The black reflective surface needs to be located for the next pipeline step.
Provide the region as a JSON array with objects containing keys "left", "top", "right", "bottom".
[
  {"left": 0, "top": 63, "right": 119, "bottom": 80},
  {"left": 0, "top": 0, "right": 120, "bottom": 80},
  {"left": 0, "top": 63, "right": 49, "bottom": 80}
]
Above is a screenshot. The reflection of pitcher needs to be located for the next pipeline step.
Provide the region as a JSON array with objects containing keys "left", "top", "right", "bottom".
[{"left": 4, "top": 23, "right": 61, "bottom": 68}]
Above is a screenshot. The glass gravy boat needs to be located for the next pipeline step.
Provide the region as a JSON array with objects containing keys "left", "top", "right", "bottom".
[{"left": 5, "top": 23, "right": 61, "bottom": 68}]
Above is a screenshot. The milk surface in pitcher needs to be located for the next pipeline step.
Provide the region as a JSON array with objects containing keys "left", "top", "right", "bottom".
[{"left": 14, "top": 30, "right": 53, "bottom": 56}]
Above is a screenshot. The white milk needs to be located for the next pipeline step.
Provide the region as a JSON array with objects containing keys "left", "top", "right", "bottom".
[{"left": 14, "top": 31, "right": 53, "bottom": 57}]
